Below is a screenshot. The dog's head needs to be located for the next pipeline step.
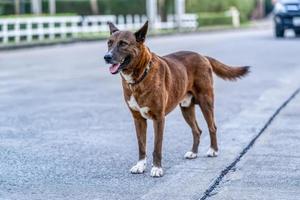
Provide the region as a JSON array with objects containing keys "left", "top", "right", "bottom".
[{"left": 104, "top": 21, "right": 149, "bottom": 74}]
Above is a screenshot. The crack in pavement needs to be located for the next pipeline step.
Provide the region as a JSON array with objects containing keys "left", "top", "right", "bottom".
[{"left": 199, "top": 87, "right": 300, "bottom": 200}]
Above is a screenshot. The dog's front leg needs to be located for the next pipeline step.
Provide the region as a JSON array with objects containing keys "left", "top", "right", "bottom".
[
  {"left": 130, "top": 116, "right": 147, "bottom": 174},
  {"left": 151, "top": 117, "right": 165, "bottom": 177}
]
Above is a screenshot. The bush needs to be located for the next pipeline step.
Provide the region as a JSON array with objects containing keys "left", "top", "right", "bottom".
[
  {"left": 186, "top": 0, "right": 256, "bottom": 22},
  {"left": 55, "top": 0, "right": 146, "bottom": 15},
  {"left": 0, "top": 0, "right": 147, "bottom": 16},
  {"left": 98, "top": 0, "right": 146, "bottom": 15},
  {"left": 265, "top": 0, "right": 274, "bottom": 15},
  {"left": 197, "top": 12, "right": 232, "bottom": 27},
  {"left": 0, "top": 5, "right": 4, "bottom": 15},
  {"left": 0, "top": 1, "right": 14, "bottom": 15},
  {"left": 56, "top": 0, "right": 91, "bottom": 15}
]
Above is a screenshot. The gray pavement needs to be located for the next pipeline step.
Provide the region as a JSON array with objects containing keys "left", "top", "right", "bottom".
[
  {"left": 0, "top": 28, "right": 300, "bottom": 200},
  {"left": 210, "top": 91, "right": 300, "bottom": 200}
]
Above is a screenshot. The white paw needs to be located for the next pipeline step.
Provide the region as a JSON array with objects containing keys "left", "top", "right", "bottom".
[
  {"left": 150, "top": 166, "right": 163, "bottom": 177},
  {"left": 184, "top": 151, "right": 197, "bottom": 159},
  {"left": 207, "top": 147, "right": 218, "bottom": 157},
  {"left": 130, "top": 159, "right": 146, "bottom": 174}
]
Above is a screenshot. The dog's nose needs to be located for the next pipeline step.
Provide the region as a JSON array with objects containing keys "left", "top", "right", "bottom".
[{"left": 104, "top": 54, "right": 113, "bottom": 62}]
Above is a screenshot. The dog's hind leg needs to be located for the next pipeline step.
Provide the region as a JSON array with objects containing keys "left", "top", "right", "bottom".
[
  {"left": 197, "top": 92, "right": 219, "bottom": 157},
  {"left": 180, "top": 103, "right": 202, "bottom": 159}
]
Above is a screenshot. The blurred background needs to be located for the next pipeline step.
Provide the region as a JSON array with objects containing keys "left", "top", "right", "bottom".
[
  {"left": 0, "top": 0, "right": 273, "bottom": 18},
  {"left": 0, "top": 0, "right": 276, "bottom": 46}
]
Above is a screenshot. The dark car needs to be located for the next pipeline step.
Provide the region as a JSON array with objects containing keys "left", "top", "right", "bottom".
[{"left": 273, "top": 0, "right": 300, "bottom": 37}]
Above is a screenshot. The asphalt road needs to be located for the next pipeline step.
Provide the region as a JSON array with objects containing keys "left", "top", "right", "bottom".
[
  {"left": 210, "top": 89, "right": 300, "bottom": 200},
  {"left": 0, "top": 28, "right": 300, "bottom": 200}
]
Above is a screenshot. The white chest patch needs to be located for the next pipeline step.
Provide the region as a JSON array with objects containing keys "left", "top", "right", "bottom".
[
  {"left": 121, "top": 72, "right": 134, "bottom": 83},
  {"left": 127, "top": 95, "right": 151, "bottom": 119},
  {"left": 180, "top": 93, "right": 193, "bottom": 107}
]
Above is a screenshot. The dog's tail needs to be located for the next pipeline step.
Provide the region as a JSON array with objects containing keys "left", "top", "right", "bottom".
[{"left": 206, "top": 56, "right": 250, "bottom": 81}]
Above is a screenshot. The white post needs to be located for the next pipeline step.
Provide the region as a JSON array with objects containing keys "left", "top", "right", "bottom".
[
  {"left": 49, "top": 18, "right": 55, "bottom": 40},
  {"left": 49, "top": 0, "right": 56, "bottom": 15},
  {"left": 31, "top": 0, "right": 42, "bottom": 14},
  {"left": 230, "top": 7, "right": 240, "bottom": 28},
  {"left": 126, "top": 15, "right": 133, "bottom": 29},
  {"left": 175, "top": 0, "right": 185, "bottom": 30},
  {"left": 26, "top": 20, "right": 33, "bottom": 42},
  {"left": 38, "top": 20, "right": 44, "bottom": 41},
  {"left": 15, "top": 20, "right": 20, "bottom": 43},
  {"left": 117, "top": 15, "right": 125, "bottom": 30},
  {"left": 146, "top": 0, "right": 157, "bottom": 29},
  {"left": 60, "top": 20, "right": 66, "bottom": 39},
  {"left": 70, "top": 17, "right": 78, "bottom": 38},
  {"left": 3, "top": 21, "right": 8, "bottom": 43},
  {"left": 134, "top": 15, "right": 141, "bottom": 28}
]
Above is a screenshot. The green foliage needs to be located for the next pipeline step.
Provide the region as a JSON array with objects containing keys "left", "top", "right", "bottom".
[
  {"left": 0, "top": 1, "right": 14, "bottom": 15},
  {"left": 56, "top": 0, "right": 91, "bottom": 15},
  {"left": 101, "top": 0, "right": 146, "bottom": 15},
  {"left": 265, "top": 0, "right": 274, "bottom": 15},
  {"left": 197, "top": 12, "right": 232, "bottom": 27},
  {"left": 0, "top": 0, "right": 146, "bottom": 16},
  {"left": 55, "top": 0, "right": 146, "bottom": 15},
  {"left": 0, "top": 13, "right": 76, "bottom": 19},
  {"left": 186, "top": 0, "right": 256, "bottom": 22},
  {"left": 0, "top": 0, "right": 32, "bottom": 16},
  {"left": 0, "top": 6, "right": 4, "bottom": 15}
]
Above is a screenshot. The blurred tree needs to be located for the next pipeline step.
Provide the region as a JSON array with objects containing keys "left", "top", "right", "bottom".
[
  {"left": 265, "top": 0, "right": 273, "bottom": 15},
  {"left": 252, "top": 0, "right": 265, "bottom": 19},
  {"left": 186, "top": 0, "right": 256, "bottom": 22},
  {"left": 1, "top": 0, "right": 156, "bottom": 16},
  {"left": 56, "top": 0, "right": 91, "bottom": 15},
  {"left": 158, "top": 0, "right": 166, "bottom": 21},
  {"left": 49, "top": 0, "right": 56, "bottom": 14},
  {"left": 53, "top": 0, "right": 146, "bottom": 15},
  {"left": 158, "top": 0, "right": 174, "bottom": 21},
  {"left": 14, "top": 0, "right": 20, "bottom": 14},
  {"left": 31, "top": 0, "right": 41, "bottom": 14},
  {"left": 90, "top": 0, "right": 99, "bottom": 14},
  {"left": 0, "top": 0, "right": 29, "bottom": 15}
]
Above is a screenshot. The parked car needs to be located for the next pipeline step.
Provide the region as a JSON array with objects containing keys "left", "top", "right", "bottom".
[{"left": 273, "top": 0, "right": 300, "bottom": 37}]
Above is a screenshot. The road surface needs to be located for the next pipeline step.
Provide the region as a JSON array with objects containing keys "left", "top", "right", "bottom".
[{"left": 0, "top": 28, "right": 299, "bottom": 200}]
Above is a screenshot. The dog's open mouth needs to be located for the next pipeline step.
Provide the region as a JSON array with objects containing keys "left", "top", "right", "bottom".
[{"left": 109, "top": 56, "right": 131, "bottom": 74}]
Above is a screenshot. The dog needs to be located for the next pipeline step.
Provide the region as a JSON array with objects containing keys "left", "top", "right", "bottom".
[{"left": 104, "top": 21, "right": 249, "bottom": 177}]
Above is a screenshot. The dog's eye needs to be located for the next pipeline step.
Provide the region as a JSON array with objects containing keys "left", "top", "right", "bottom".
[
  {"left": 119, "top": 41, "right": 128, "bottom": 47},
  {"left": 107, "top": 40, "right": 113, "bottom": 47}
]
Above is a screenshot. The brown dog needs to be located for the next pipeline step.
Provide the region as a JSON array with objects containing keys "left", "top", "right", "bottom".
[{"left": 104, "top": 21, "right": 249, "bottom": 177}]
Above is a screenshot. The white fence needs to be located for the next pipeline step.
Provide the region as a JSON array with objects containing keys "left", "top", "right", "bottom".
[{"left": 0, "top": 14, "right": 197, "bottom": 45}]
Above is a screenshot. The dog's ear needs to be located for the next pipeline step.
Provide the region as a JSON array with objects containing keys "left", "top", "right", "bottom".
[
  {"left": 107, "top": 22, "right": 119, "bottom": 35},
  {"left": 134, "top": 21, "right": 148, "bottom": 43}
]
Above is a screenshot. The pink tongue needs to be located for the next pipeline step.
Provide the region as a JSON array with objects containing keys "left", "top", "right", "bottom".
[{"left": 109, "top": 63, "right": 121, "bottom": 74}]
